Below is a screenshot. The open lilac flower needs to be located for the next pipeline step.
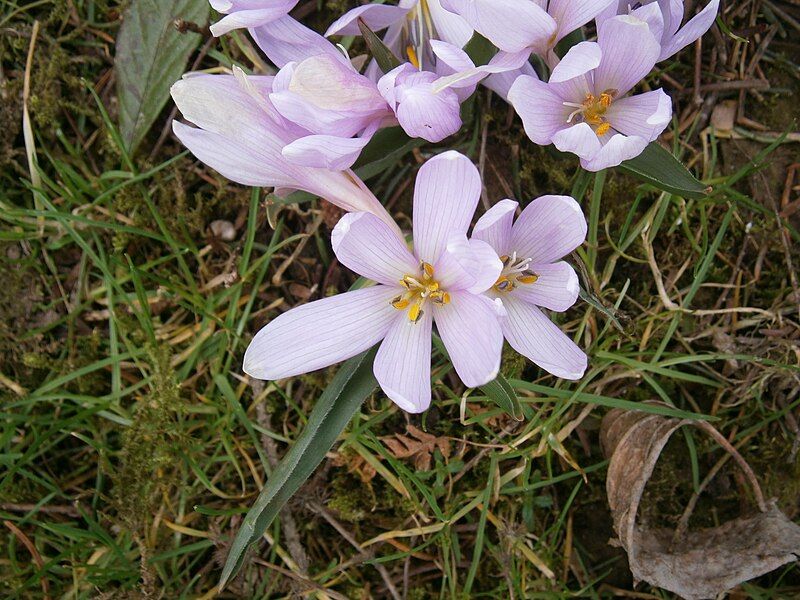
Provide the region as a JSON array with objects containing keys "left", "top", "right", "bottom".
[
  {"left": 596, "top": 0, "right": 720, "bottom": 61},
  {"left": 440, "top": 0, "right": 614, "bottom": 63},
  {"left": 508, "top": 14, "right": 672, "bottom": 171},
  {"left": 472, "top": 196, "right": 588, "bottom": 379},
  {"left": 170, "top": 69, "right": 399, "bottom": 233},
  {"left": 209, "top": 0, "right": 298, "bottom": 36},
  {"left": 244, "top": 152, "right": 505, "bottom": 413}
]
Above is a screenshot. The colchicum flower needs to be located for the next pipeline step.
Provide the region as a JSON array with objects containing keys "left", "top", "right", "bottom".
[
  {"left": 472, "top": 196, "right": 588, "bottom": 379},
  {"left": 440, "top": 0, "right": 614, "bottom": 63},
  {"left": 244, "top": 152, "right": 505, "bottom": 413},
  {"left": 596, "top": 0, "right": 720, "bottom": 61},
  {"left": 325, "top": 0, "right": 473, "bottom": 76},
  {"left": 170, "top": 69, "right": 399, "bottom": 233},
  {"left": 508, "top": 14, "right": 672, "bottom": 171}
]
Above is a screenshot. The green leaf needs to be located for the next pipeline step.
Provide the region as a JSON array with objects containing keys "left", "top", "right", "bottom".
[
  {"left": 480, "top": 374, "right": 524, "bottom": 421},
  {"left": 219, "top": 348, "right": 378, "bottom": 589},
  {"left": 463, "top": 32, "right": 496, "bottom": 66},
  {"left": 116, "top": 0, "right": 209, "bottom": 154},
  {"left": 357, "top": 18, "right": 401, "bottom": 74},
  {"left": 354, "top": 127, "right": 425, "bottom": 180},
  {"left": 619, "top": 142, "right": 709, "bottom": 200}
]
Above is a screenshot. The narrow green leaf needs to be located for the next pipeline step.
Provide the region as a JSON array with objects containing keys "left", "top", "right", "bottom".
[
  {"left": 116, "top": 0, "right": 209, "bottom": 154},
  {"left": 619, "top": 142, "right": 709, "bottom": 200},
  {"left": 354, "top": 127, "right": 425, "bottom": 180},
  {"left": 219, "top": 348, "right": 378, "bottom": 589},
  {"left": 480, "top": 374, "right": 524, "bottom": 421},
  {"left": 357, "top": 18, "right": 401, "bottom": 74}
]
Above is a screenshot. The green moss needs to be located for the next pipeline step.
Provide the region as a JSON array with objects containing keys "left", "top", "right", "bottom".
[{"left": 112, "top": 345, "right": 186, "bottom": 531}]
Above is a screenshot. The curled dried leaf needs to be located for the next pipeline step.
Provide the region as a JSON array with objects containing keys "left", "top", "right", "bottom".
[{"left": 601, "top": 404, "right": 800, "bottom": 600}]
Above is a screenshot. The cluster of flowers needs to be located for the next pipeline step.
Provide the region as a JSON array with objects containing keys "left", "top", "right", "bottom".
[{"left": 171, "top": 0, "right": 719, "bottom": 412}]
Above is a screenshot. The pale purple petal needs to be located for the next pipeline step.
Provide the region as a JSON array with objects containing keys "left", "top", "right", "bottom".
[
  {"left": 580, "top": 132, "right": 648, "bottom": 171},
  {"left": 210, "top": 0, "right": 298, "bottom": 36},
  {"left": 472, "top": 199, "right": 518, "bottom": 256},
  {"left": 435, "top": 293, "right": 503, "bottom": 387},
  {"left": 660, "top": 0, "right": 720, "bottom": 60},
  {"left": 482, "top": 61, "right": 538, "bottom": 101},
  {"left": 594, "top": 15, "right": 660, "bottom": 96},
  {"left": 412, "top": 151, "right": 482, "bottom": 264},
  {"left": 250, "top": 16, "right": 348, "bottom": 68},
  {"left": 325, "top": 4, "right": 410, "bottom": 36},
  {"left": 549, "top": 41, "right": 601, "bottom": 84},
  {"left": 427, "top": 0, "right": 475, "bottom": 47},
  {"left": 508, "top": 75, "right": 570, "bottom": 145},
  {"left": 551, "top": 122, "right": 603, "bottom": 162},
  {"left": 435, "top": 234, "right": 503, "bottom": 293},
  {"left": 510, "top": 195, "right": 587, "bottom": 264},
  {"left": 393, "top": 72, "right": 463, "bottom": 142},
  {"left": 630, "top": 3, "right": 666, "bottom": 44},
  {"left": 605, "top": 89, "right": 671, "bottom": 142},
  {"left": 433, "top": 49, "right": 531, "bottom": 96},
  {"left": 332, "top": 212, "right": 417, "bottom": 285},
  {"left": 269, "top": 56, "right": 388, "bottom": 137},
  {"left": 281, "top": 132, "right": 372, "bottom": 171},
  {"left": 500, "top": 295, "right": 587, "bottom": 380},
  {"left": 374, "top": 311, "right": 433, "bottom": 413},
  {"left": 548, "top": 0, "right": 615, "bottom": 41},
  {"left": 512, "top": 261, "right": 580, "bottom": 312},
  {"left": 440, "top": 0, "right": 557, "bottom": 54},
  {"left": 243, "top": 286, "right": 398, "bottom": 379}
]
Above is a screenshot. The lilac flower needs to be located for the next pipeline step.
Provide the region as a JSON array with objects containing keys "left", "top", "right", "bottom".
[
  {"left": 440, "top": 0, "right": 615, "bottom": 63},
  {"left": 508, "top": 15, "right": 672, "bottom": 171},
  {"left": 170, "top": 69, "right": 399, "bottom": 233},
  {"left": 244, "top": 152, "right": 505, "bottom": 413},
  {"left": 596, "top": 0, "right": 720, "bottom": 61},
  {"left": 270, "top": 54, "right": 393, "bottom": 167},
  {"left": 325, "top": 0, "right": 474, "bottom": 76},
  {"left": 209, "top": 0, "right": 298, "bottom": 36},
  {"left": 472, "top": 196, "right": 588, "bottom": 379}
]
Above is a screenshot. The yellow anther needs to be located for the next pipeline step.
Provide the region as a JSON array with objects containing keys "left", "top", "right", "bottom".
[
  {"left": 499, "top": 255, "right": 510, "bottom": 265},
  {"left": 392, "top": 297, "right": 410, "bottom": 310},
  {"left": 394, "top": 262, "right": 448, "bottom": 322},
  {"left": 406, "top": 45, "right": 420, "bottom": 69},
  {"left": 517, "top": 274, "right": 539, "bottom": 285},
  {"left": 595, "top": 122, "right": 611, "bottom": 136},
  {"left": 494, "top": 256, "right": 540, "bottom": 293},
  {"left": 600, "top": 92, "right": 613, "bottom": 108},
  {"left": 408, "top": 303, "right": 422, "bottom": 323}
]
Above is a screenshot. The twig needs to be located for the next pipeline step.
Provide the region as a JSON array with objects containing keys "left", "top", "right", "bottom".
[
  {"left": 307, "top": 500, "right": 402, "bottom": 600},
  {"left": 4, "top": 520, "right": 50, "bottom": 600}
]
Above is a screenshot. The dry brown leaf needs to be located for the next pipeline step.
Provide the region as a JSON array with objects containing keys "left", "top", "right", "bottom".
[
  {"left": 382, "top": 425, "right": 450, "bottom": 471},
  {"left": 601, "top": 404, "right": 800, "bottom": 600}
]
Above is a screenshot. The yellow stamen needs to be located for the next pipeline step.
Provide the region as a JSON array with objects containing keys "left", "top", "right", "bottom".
[
  {"left": 408, "top": 303, "right": 421, "bottom": 323},
  {"left": 517, "top": 274, "right": 539, "bottom": 285},
  {"left": 595, "top": 122, "right": 611, "bottom": 136},
  {"left": 392, "top": 297, "right": 410, "bottom": 310},
  {"left": 406, "top": 45, "right": 420, "bottom": 69},
  {"left": 393, "top": 263, "right": 450, "bottom": 322}
]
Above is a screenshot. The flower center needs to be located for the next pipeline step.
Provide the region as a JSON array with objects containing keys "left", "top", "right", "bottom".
[
  {"left": 493, "top": 252, "right": 539, "bottom": 293},
  {"left": 563, "top": 90, "right": 618, "bottom": 137},
  {"left": 404, "top": 0, "right": 436, "bottom": 70},
  {"left": 391, "top": 262, "right": 450, "bottom": 323}
]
